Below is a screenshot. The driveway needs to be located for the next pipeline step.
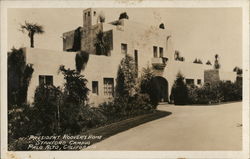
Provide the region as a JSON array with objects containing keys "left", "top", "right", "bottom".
[{"left": 87, "top": 102, "right": 242, "bottom": 151}]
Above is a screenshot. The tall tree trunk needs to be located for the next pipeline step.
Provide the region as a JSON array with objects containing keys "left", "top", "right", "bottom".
[{"left": 30, "top": 33, "right": 34, "bottom": 48}]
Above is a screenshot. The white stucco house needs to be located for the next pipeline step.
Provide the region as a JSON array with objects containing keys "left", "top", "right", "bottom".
[{"left": 24, "top": 8, "right": 237, "bottom": 105}]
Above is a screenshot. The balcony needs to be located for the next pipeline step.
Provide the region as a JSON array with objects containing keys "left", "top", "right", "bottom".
[{"left": 151, "top": 57, "right": 168, "bottom": 70}]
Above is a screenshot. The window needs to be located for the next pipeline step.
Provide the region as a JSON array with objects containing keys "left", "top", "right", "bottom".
[
  {"left": 93, "top": 11, "right": 96, "bottom": 16},
  {"left": 39, "top": 75, "right": 53, "bottom": 85},
  {"left": 153, "top": 46, "right": 157, "bottom": 58},
  {"left": 103, "top": 78, "right": 114, "bottom": 97},
  {"left": 197, "top": 79, "right": 202, "bottom": 85},
  {"left": 121, "top": 43, "right": 127, "bottom": 54},
  {"left": 159, "top": 47, "right": 164, "bottom": 58},
  {"left": 84, "top": 13, "right": 87, "bottom": 19},
  {"left": 88, "top": 11, "right": 90, "bottom": 16},
  {"left": 186, "top": 79, "right": 194, "bottom": 85},
  {"left": 92, "top": 81, "right": 99, "bottom": 95}
]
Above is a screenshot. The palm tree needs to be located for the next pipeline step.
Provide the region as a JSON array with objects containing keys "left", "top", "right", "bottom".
[{"left": 20, "top": 21, "right": 44, "bottom": 48}]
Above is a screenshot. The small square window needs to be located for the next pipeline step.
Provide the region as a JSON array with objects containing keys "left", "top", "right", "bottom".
[{"left": 39, "top": 75, "right": 53, "bottom": 85}]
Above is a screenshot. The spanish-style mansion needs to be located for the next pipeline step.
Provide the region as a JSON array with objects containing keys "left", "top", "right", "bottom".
[{"left": 24, "top": 8, "right": 237, "bottom": 105}]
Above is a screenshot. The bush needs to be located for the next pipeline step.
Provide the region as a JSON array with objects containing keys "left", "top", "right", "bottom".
[
  {"left": 59, "top": 65, "right": 90, "bottom": 134},
  {"left": 140, "top": 66, "right": 159, "bottom": 108},
  {"left": 170, "top": 73, "right": 189, "bottom": 105},
  {"left": 8, "top": 104, "right": 34, "bottom": 139},
  {"left": 187, "top": 81, "right": 242, "bottom": 105},
  {"left": 33, "top": 84, "right": 62, "bottom": 135},
  {"left": 8, "top": 47, "right": 34, "bottom": 107}
]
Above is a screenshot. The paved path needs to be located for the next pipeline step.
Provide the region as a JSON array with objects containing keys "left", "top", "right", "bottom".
[{"left": 87, "top": 102, "right": 242, "bottom": 151}]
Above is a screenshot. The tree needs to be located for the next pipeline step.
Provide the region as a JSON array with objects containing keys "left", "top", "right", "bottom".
[
  {"left": 119, "top": 12, "right": 129, "bottom": 20},
  {"left": 33, "top": 84, "right": 62, "bottom": 135},
  {"left": 58, "top": 65, "right": 90, "bottom": 134},
  {"left": 140, "top": 66, "right": 159, "bottom": 107},
  {"left": 233, "top": 66, "right": 242, "bottom": 75},
  {"left": 20, "top": 21, "right": 44, "bottom": 48},
  {"left": 8, "top": 47, "right": 34, "bottom": 107},
  {"left": 115, "top": 55, "right": 137, "bottom": 98},
  {"left": 174, "top": 50, "right": 185, "bottom": 61},
  {"left": 159, "top": 23, "right": 165, "bottom": 29},
  {"left": 214, "top": 54, "right": 220, "bottom": 69},
  {"left": 170, "top": 73, "right": 188, "bottom": 105}
]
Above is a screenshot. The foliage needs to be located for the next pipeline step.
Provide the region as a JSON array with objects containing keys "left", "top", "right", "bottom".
[
  {"left": 58, "top": 65, "right": 90, "bottom": 134},
  {"left": 8, "top": 47, "right": 34, "bottom": 107},
  {"left": 159, "top": 23, "right": 165, "bottom": 29},
  {"left": 99, "top": 93, "right": 153, "bottom": 122},
  {"left": 206, "top": 60, "right": 212, "bottom": 65},
  {"left": 170, "top": 73, "right": 189, "bottom": 105},
  {"left": 233, "top": 66, "right": 243, "bottom": 75},
  {"left": 59, "top": 65, "right": 89, "bottom": 106},
  {"left": 140, "top": 66, "right": 159, "bottom": 108},
  {"left": 20, "top": 21, "right": 44, "bottom": 48},
  {"left": 75, "top": 51, "right": 89, "bottom": 73},
  {"left": 193, "top": 58, "right": 203, "bottom": 64},
  {"left": 115, "top": 55, "right": 137, "bottom": 98},
  {"left": 94, "top": 31, "right": 111, "bottom": 56},
  {"left": 33, "top": 84, "right": 62, "bottom": 135},
  {"left": 187, "top": 81, "right": 242, "bottom": 104},
  {"left": 174, "top": 50, "right": 185, "bottom": 61},
  {"left": 119, "top": 12, "right": 129, "bottom": 20},
  {"left": 8, "top": 104, "right": 33, "bottom": 139}
]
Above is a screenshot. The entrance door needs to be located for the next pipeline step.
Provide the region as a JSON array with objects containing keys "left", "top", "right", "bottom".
[{"left": 151, "top": 76, "right": 169, "bottom": 102}]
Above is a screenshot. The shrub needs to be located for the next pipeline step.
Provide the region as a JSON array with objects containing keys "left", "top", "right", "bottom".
[
  {"left": 170, "top": 73, "right": 188, "bottom": 105},
  {"left": 8, "top": 47, "right": 34, "bottom": 107},
  {"left": 187, "top": 80, "right": 242, "bottom": 105},
  {"left": 115, "top": 55, "right": 137, "bottom": 98},
  {"left": 140, "top": 66, "right": 159, "bottom": 108},
  {"left": 58, "top": 65, "right": 90, "bottom": 134},
  {"left": 33, "top": 84, "right": 62, "bottom": 135},
  {"left": 8, "top": 104, "right": 33, "bottom": 139},
  {"left": 119, "top": 12, "right": 129, "bottom": 20}
]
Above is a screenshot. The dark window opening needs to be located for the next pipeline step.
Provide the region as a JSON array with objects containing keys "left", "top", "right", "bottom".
[
  {"left": 92, "top": 81, "right": 99, "bottom": 95},
  {"left": 186, "top": 79, "right": 194, "bottom": 85},
  {"left": 39, "top": 75, "right": 53, "bottom": 86},
  {"left": 121, "top": 43, "right": 127, "bottom": 54},
  {"left": 159, "top": 47, "right": 164, "bottom": 58},
  {"left": 88, "top": 11, "right": 90, "bottom": 16},
  {"left": 93, "top": 11, "right": 96, "bottom": 16},
  {"left": 197, "top": 79, "right": 202, "bottom": 85},
  {"left": 103, "top": 78, "right": 114, "bottom": 97},
  {"left": 153, "top": 46, "right": 158, "bottom": 58}
]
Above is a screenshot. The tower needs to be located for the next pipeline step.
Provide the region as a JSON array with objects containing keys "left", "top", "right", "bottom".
[{"left": 83, "top": 8, "right": 100, "bottom": 28}]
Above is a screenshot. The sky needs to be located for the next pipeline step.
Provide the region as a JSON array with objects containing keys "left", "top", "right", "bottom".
[{"left": 7, "top": 8, "right": 242, "bottom": 71}]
